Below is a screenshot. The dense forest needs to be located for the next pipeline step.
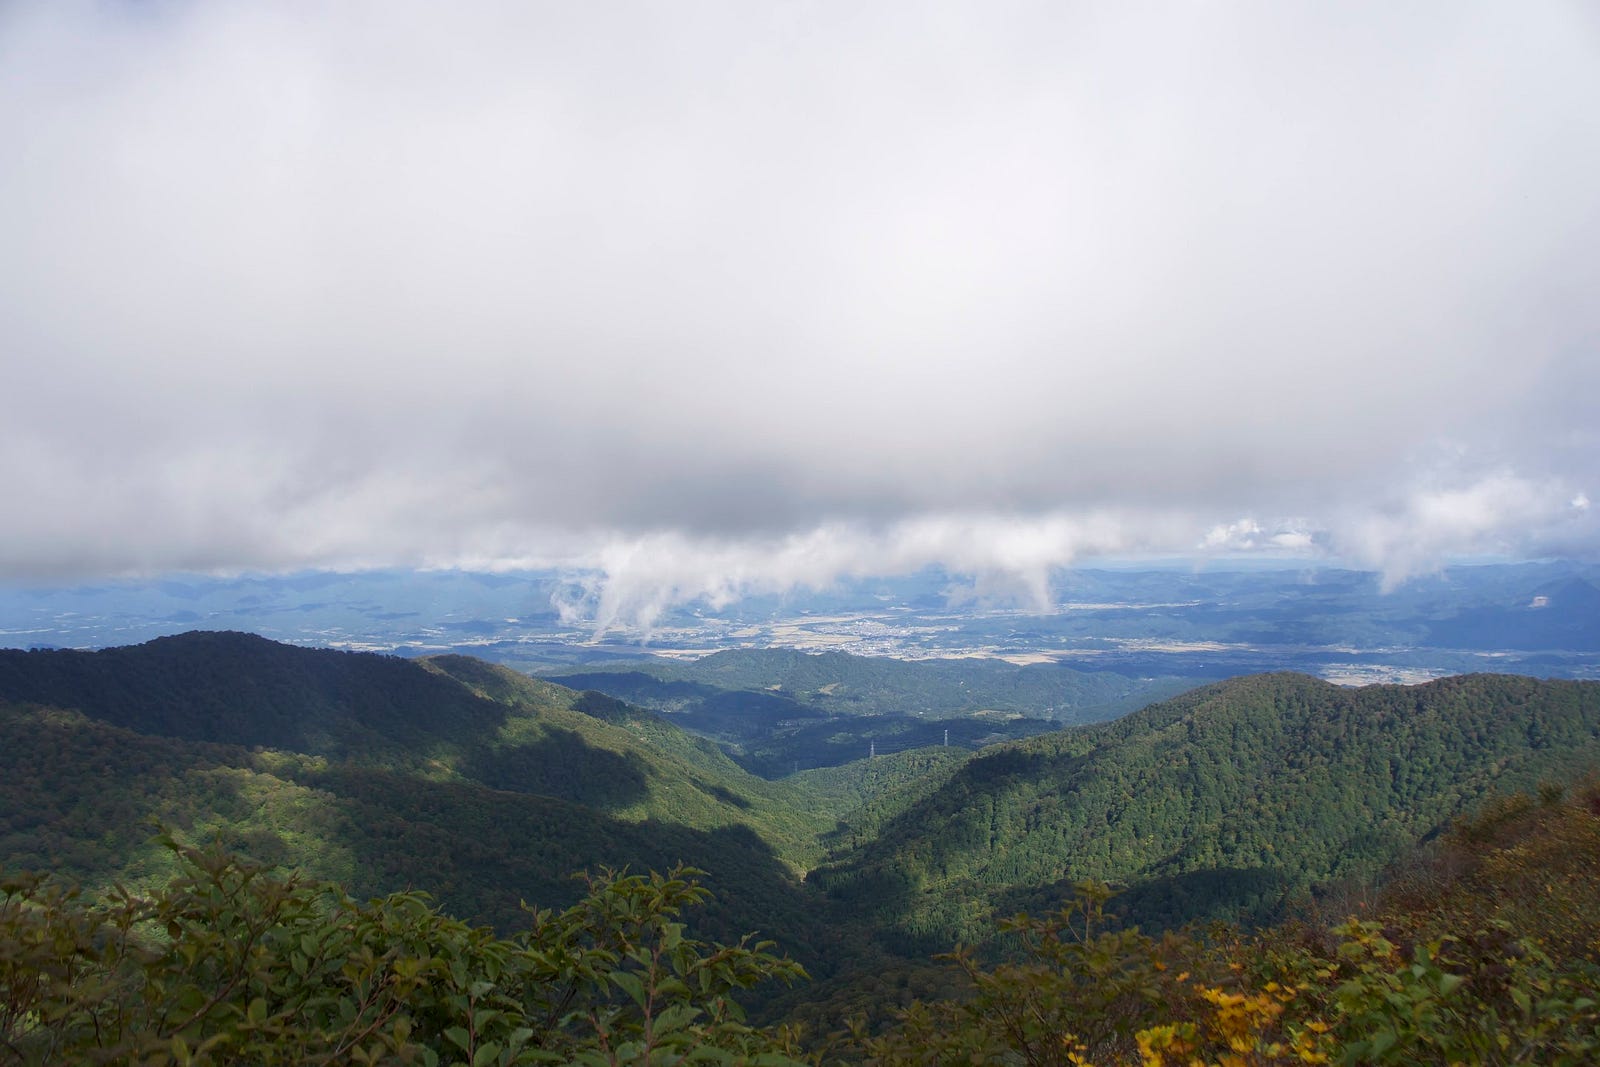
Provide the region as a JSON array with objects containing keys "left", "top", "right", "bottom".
[
  {"left": 546, "top": 647, "right": 1198, "bottom": 722},
  {"left": 812, "top": 671, "right": 1600, "bottom": 946},
  {"left": 542, "top": 649, "right": 1199, "bottom": 776},
  {"left": 2, "top": 633, "right": 1598, "bottom": 1062},
  {"left": 6, "top": 779, "right": 1598, "bottom": 1064}
]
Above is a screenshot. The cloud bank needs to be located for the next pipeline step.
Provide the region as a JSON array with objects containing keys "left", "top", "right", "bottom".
[{"left": 2, "top": 1, "right": 1597, "bottom": 626}]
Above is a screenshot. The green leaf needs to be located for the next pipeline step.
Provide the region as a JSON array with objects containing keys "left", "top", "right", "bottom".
[
  {"left": 653, "top": 1001, "right": 700, "bottom": 1035},
  {"left": 611, "top": 969, "right": 647, "bottom": 1009},
  {"left": 473, "top": 1041, "right": 503, "bottom": 1067},
  {"left": 1369, "top": 1029, "right": 1397, "bottom": 1059}
]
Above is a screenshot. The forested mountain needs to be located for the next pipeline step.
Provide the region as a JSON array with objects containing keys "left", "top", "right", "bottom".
[
  {"left": 5, "top": 632, "right": 1600, "bottom": 1057},
  {"left": 812, "top": 671, "right": 1600, "bottom": 946},
  {"left": 0, "top": 633, "right": 874, "bottom": 864},
  {"left": 0, "top": 633, "right": 940, "bottom": 960},
  {"left": 549, "top": 646, "right": 1196, "bottom": 722},
  {"left": 11, "top": 779, "right": 1600, "bottom": 1065},
  {"left": 0, "top": 631, "right": 507, "bottom": 757},
  {"left": 0, "top": 701, "right": 831, "bottom": 957},
  {"left": 545, "top": 648, "right": 1198, "bottom": 775}
]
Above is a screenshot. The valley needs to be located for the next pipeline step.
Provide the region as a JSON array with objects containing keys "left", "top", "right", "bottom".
[
  {"left": 4, "top": 631, "right": 1599, "bottom": 1059},
  {"left": 6, "top": 4, "right": 1598, "bottom": 1058}
]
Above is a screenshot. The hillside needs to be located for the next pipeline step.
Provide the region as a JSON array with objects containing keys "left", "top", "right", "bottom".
[
  {"left": 7, "top": 635, "right": 1600, "bottom": 1040},
  {"left": 811, "top": 671, "right": 1600, "bottom": 945},
  {"left": 0, "top": 633, "right": 853, "bottom": 866},
  {"left": 0, "top": 702, "right": 822, "bottom": 952},
  {"left": 831, "top": 776, "right": 1600, "bottom": 1064},
  {"left": 545, "top": 647, "right": 1198, "bottom": 775},
  {"left": 9, "top": 767, "right": 1599, "bottom": 1066},
  {"left": 550, "top": 646, "right": 1197, "bottom": 721},
  {"left": 0, "top": 633, "right": 928, "bottom": 960},
  {"left": 0, "top": 631, "right": 505, "bottom": 759}
]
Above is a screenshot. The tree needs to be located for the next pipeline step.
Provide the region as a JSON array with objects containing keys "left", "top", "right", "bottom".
[{"left": 0, "top": 836, "right": 807, "bottom": 1066}]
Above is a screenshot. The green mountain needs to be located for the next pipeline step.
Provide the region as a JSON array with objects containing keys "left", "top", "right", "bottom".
[
  {"left": 7, "top": 633, "right": 1600, "bottom": 1033},
  {"left": 0, "top": 633, "right": 857, "bottom": 865},
  {"left": 0, "top": 701, "right": 819, "bottom": 951},
  {"left": 0, "top": 633, "right": 920, "bottom": 960},
  {"left": 544, "top": 647, "right": 1198, "bottom": 775},
  {"left": 591, "top": 647, "right": 1193, "bottom": 719},
  {"left": 810, "top": 671, "right": 1600, "bottom": 946}
]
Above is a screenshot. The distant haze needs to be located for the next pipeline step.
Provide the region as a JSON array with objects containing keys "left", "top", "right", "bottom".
[{"left": 3, "top": 2, "right": 1597, "bottom": 626}]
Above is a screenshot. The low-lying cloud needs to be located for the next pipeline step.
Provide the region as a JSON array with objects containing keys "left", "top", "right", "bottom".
[{"left": 2, "top": 2, "right": 1597, "bottom": 628}]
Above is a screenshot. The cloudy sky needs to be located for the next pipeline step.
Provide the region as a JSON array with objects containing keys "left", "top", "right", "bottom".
[{"left": 2, "top": 1, "right": 1597, "bottom": 625}]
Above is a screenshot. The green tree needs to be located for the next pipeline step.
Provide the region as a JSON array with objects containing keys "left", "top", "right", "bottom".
[{"left": 0, "top": 837, "right": 807, "bottom": 1066}]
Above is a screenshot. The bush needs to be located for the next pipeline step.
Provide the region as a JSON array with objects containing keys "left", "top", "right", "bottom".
[{"left": 0, "top": 836, "right": 807, "bottom": 1066}]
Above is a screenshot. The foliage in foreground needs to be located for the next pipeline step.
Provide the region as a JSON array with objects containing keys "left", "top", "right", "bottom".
[
  {"left": 845, "top": 781, "right": 1600, "bottom": 1066},
  {"left": 0, "top": 838, "right": 806, "bottom": 1066},
  {"left": 6, "top": 782, "right": 1600, "bottom": 1065},
  {"left": 814, "top": 672, "right": 1600, "bottom": 946},
  {"left": 844, "top": 887, "right": 1599, "bottom": 1066}
]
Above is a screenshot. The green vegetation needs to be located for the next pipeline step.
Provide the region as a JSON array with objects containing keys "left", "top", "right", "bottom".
[
  {"left": 0, "top": 635, "right": 999, "bottom": 980},
  {"left": 789, "top": 750, "right": 970, "bottom": 859},
  {"left": 6, "top": 785, "right": 1599, "bottom": 1064},
  {"left": 0, "top": 635, "right": 922, "bottom": 875},
  {"left": 0, "top": 837, "right": 808, "bottom": 1065},
  {"left": 0, "top": 635, "right": 874, "bottom": 969},
  {"left": 0, "top": 701, "right": 827, "bottom": 957},
  {"left": 558, "top": 648, "right": 1195, "bottom": 722},
  {"left": 543, "top": 648, "right": 1198, "bottom": 776},
  {"left": 843, "top": 777, "right": 1600, "bottom": 1065},
  {"left": 5, "top": 633, "right": 1600, "bottom": 1062},
  {"left": 811, "top": 672, "right": 1600, "bottom": 946}
]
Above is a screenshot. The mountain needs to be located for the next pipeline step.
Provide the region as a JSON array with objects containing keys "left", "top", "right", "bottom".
[
  {"left": 0, "top": 632, "right": 924, "bottom": 956},
  {"left": 810, "top": 671, "right": 1600, "bottom": 946},
  {"left": 550, "top": 646, "right": 1197, "bottom": 721},
  {"left": 0, "top": 632, "right": 837, "bottom": 860},
  {"left": 7, "top": 632, "right": 1600, "bottom": 1061},
  {"left": 8, "top": 632, "right": 1600, "bottom": 1028},
  {"left": 1423, "top": 576, "right": 1600, "bottom": 651},
  {"left": 0, "top": 630, "right": 506, "bottom": 757},
  {"left": 544, "top": 648, "right": 1199, "bottom": 775}
]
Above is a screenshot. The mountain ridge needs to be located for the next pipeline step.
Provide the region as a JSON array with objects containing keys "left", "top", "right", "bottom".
[
  {"left": 811, "top": 669, "right": 1600, "bottom": 944},
  {"left": 6, "top": 632, "right": 1600, "bottom": 1011}
]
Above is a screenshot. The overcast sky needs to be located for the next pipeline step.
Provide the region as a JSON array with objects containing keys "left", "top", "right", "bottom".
[{"left": 2, "top": 1, "right": 1597, "bottom": 626}]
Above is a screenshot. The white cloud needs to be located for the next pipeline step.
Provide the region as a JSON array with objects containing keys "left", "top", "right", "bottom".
[
  {"left": 0, "top": 1, "right": 1597, "bottom": 613},
  {"left": 1269, "top": 531, "right": 1316, "bottom": 552},
  {"left": 1331, "top": 472, "right": 1597, "bottom": 591},
  {"left": 1199, "top": 518, "right": 1322, "bottom": 557},
  {"left": 564, "top": 511, "right": 1162, "bottom": 634},
  {"left": 1202, "top": 519, "right": 1265, "bottom": 552}
]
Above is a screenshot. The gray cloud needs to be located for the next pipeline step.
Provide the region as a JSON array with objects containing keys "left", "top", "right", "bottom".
[{"left": 2, "top": 1, "right": 1597, "bottom": 623}]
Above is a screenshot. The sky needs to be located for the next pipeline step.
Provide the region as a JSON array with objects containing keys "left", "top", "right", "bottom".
[{"left": 2, "top": 1, "right": 1598, "bottom": 629}]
